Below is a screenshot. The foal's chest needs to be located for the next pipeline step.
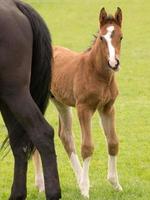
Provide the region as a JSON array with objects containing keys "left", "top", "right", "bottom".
[
  {"left": 97, "top": 83, "right": 118, "bottom": 107},
  {"left": 76, "top": 80, "right": 118, "bottom": 109}
]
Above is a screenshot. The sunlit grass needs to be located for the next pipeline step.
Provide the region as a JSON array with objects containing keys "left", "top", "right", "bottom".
[{"left": 0, "top": 0, "right": 150, "bottom": 199}]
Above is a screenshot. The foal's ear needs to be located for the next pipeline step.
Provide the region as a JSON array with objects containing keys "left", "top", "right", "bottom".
[
  {"left": 99, "top": 7, "right": 107, "bottom": 27},
  {"left": 115, "top": 7, "right": 122, "bottom": 27}
]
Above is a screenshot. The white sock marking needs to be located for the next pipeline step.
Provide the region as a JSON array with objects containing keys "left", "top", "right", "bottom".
[
  {"left": 107, "top": 155, "right": 122, "bottom": 191},
  {"left": 108, "top": 155, "right": 117, "bottom": 177},
  {"left": 33, "top": 151, "right": 45, "bottom": 192},
  {"left": 79, "top": 157, "right": 91, "bottom": 198},
  {"left": 35, "top": 174, "right": 45, "bottom": 192},
  {"left": 70, "top": 152, "right": 82, "bottom": 184}
]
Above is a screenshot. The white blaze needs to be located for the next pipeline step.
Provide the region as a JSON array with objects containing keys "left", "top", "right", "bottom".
[{"left": 103, "top": 26, "right": 117, "bottom": 68}]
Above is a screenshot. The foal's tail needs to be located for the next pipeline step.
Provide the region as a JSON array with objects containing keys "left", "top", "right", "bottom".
[{"left": 15, "top": 0, "right": 52, "bottom": 114}]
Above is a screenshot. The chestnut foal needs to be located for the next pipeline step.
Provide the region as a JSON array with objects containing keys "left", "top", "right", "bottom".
[{"left": 33, "top": 7, "right": 123, "bottom": 198}]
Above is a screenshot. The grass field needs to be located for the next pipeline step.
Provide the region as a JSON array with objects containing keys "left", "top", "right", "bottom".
[{"left": 0, "top": 0, "right": 150, "bottom": 199}]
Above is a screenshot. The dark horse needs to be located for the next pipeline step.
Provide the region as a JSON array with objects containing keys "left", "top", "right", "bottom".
[{"left": 0, "top": 0, "right": 61, "bottom": 199}]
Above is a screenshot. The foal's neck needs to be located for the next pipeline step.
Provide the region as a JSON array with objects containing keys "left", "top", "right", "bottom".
[{"left": 88, "top": 37, "right": 115, "bottom": 86}]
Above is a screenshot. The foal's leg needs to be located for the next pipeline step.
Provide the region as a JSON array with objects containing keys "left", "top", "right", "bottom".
[
  {"left": 98, "top": 105, "right": 122, "bottom": 191},
  {"left": 1, "top": 105, "right": 28, "bottom": 200},
  {"left": 1, "top": 92, "right": 61, "bottom": 200},
  {"left": 33, "top": 149, "right": 44, "bottom": 192},
  {"left": 77, "top": 104, "right": 94, "bottom": 198},
  {"left": 53, "top": 99, "right": 82, "bottom": 185},
  {"left": 33, "top": 99, "right": 82, "bottom": 190}
]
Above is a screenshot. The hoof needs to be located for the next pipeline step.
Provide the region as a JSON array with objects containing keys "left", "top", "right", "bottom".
[
  {"left": 46, "top": 192, "right": 61, "bottom": 200},
  {"left": 114, "top": 183, "right": 123, "bottom": 192},
  {"left": 107, "top": 176, "right": 123, "bottom": 191},
  {"left": 79, "top": 179, "right": 90, "bottom": 198},
  {"left": 35, "top": 177, "right": 45, "bottom": 192},
  {"left": 9, "top": 194, "right": 26, "bottom": 200}
]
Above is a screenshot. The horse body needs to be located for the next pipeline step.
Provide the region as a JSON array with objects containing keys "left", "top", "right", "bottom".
[
  {"left": 0, "top": 1, "right": 61, "bottom": 199},
  {"left": 34, "top": 7, "right": 123, "bottom": 199},
  {"left": 0, "top": 2, "right": 32, "bottom": 96}
]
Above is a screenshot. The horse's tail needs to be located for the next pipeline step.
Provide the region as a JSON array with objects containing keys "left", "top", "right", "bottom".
[{"left": 15, "top": 0, "right": 52, "bottom": 114}]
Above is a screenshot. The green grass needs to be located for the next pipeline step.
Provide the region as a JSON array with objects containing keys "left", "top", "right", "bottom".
[{"left": 0, "top": 0, "right": 150, "bottom": 199}]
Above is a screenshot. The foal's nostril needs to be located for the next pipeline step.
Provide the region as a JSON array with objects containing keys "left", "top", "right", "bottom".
[
  {"left": 115, "top": 59, "right": 120, "bottom": 67},
  {"left": 108, "top": 58, "right": 120, "bottom": 71}
]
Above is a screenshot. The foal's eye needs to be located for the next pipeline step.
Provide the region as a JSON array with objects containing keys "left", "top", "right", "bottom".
[{"left": 120, "top": 36, "right": 123, "bottom": 41}]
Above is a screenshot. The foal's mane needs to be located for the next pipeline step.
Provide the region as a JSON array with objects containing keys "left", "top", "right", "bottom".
[
  {"left": 85, "top": 15, "right": 117, "bottom": 52},
  {"left": 85, "top": 33, "right": 98, "bottom": 52}
]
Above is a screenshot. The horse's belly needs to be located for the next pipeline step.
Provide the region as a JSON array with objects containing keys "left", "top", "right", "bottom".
[
  {"left": 51, "top": 87, "right": 76, "bottom": 107},
  {"left": 51, "top": 67, "right": 76, "bottom": 106}
]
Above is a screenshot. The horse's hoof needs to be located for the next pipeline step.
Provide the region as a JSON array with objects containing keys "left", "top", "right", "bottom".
[
  {"left": 35, "top": 177, "right": 45, "bottom": 192},
  {"left": 39, "top": 186, "right": 45, "bottom": 193},
  {"left": 36, "top": 184, "right": 45, "bottom": 193},
  {"left": 79, "top": 180, "right": 90, "bottom": 198},
  {"left": 107, "top": 176, "right": 123, "bottom": 191},
  {"left": 113, "top": 183, "right": 123, "bottom": 191},
  {"left": 9, "top": 194, "right": 26, "bottom": 200},
  {"left": 46, "top": 192, "right": 61, "bottom": 200},
  {"left": 81, "top": 190, "right": 89, "bottom": 199}
]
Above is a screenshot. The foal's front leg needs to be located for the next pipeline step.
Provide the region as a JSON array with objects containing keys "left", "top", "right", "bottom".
[
  {"left": 99, "top": 105, "right": 122, "bottom": 191},
  {"left": 77, "top": 104, "right": 94, "bottom": 198}
]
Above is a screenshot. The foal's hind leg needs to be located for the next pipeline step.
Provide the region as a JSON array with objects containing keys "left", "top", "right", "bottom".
[
  {"left": 98, "top": 105, "right": 122, "bottom": 191},
  {"left": 52, "top": 99, "right": 82, "bottom": 185},
  {"left": 33, "top": 99, "right": 82, "bottom": 190}
]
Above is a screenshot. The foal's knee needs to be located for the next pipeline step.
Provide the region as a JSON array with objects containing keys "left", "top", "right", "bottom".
[
  {"left": 81, "top": 143, "right": 94, "bottom": 159},
  {"left": 108, "top": 138, "right": 119, "bottom": 156}
]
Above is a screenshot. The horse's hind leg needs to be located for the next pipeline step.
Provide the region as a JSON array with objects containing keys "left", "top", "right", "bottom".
[
  {"left": 1, "top": 104, "right": 29, "bottom": 200},
  {"left": 98, "top": 105, "right": 122, "bottom": 191},
  {"left": 1, "top": 92, "right": 61, "bottom": 200},
  {"left": 53, "top": 98, "right": 82, "bottom": 184}
]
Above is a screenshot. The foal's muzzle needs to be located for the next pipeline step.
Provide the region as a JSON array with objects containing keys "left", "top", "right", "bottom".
[{"left": 108, "top": 58, "right": 120, "bottom": 71}]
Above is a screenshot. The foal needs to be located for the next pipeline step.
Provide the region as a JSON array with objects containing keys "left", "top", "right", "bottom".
[{"left": 34, "top": 7, "right": 123, "bottom": 198}]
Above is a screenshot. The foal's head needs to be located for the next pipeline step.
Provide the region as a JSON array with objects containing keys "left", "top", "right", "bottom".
[{"left": 99, "top": 7, "right": 123, "bottom": 71}]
